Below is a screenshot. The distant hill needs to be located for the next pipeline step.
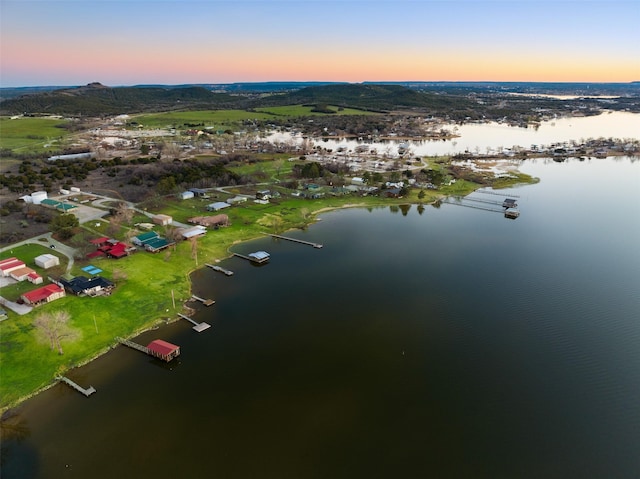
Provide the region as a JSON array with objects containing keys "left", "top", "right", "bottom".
[
  {"left": 0, "top": 82, "right": 476, "bottom": 116},
  {"left": 0, "top": 82, "right": 243, "bottom": 116}
]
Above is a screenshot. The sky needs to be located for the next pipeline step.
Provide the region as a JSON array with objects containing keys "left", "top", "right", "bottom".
[{"left": 1, "top": 0, "right": 639, "bottom": 87}]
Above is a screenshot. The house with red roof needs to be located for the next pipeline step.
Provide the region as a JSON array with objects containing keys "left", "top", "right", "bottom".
[{"left": 21, "top": 284, "right": 65, "bottom": 306}]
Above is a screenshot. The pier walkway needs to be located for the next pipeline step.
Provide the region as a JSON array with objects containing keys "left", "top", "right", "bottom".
[
  {"left": 178, "top": 313, "right": 211, "bottom": 332},
  {"left": 57, "top": 376, "right": 96, "bottom": 397},
  {"left": 205, "top": 264, "right": 234, "bottom": 276},
  {"left": 267, "top": 234, "right": 323, "bottom": 248},
  {"left": 191, "top": 295, "right": 215, "bottom": 306}
]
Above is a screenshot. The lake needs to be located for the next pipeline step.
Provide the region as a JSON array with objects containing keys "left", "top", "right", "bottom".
[
  {"left": 2, "top": 154, "right": 639, "bottom": 479},
  {"left": 268, "top": 111, "right": 640, "bottom": 156}
]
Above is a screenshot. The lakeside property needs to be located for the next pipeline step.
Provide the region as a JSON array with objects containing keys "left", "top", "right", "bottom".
[{"left": 1, "top": 176, "right": 507, "bottom": 409}]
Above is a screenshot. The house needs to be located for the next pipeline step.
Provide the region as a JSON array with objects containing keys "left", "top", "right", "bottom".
[
  {"left": 35, "top": 254, "right": 60, "bottom": 269},
  {"left": 383, "top": 188, "right": 402, "bottom": 198},
  {"left": 133, "top": 231, "right": 160, "bottom": 246},
  {"left": 152, "top": 214, "right": 172, "bottom": 226},
  {"left": 60, "top": 275, "right": 115, "bottom": 297},
  {"left": 189, "top": 188, "right": 210, "bottom": 198},
  {"left": 10, "top": 266, "right": 42, "bottom": 284},
  {"left": 256, "top": 190, "right": 272, "bottom": 200},
  {"left": 207, "top": 201, "right": 231, "bottom": 211},
  {"left": 21, "top": 284, "right": 65, "bottom": 306},
  {"left": 147, "top": 339, "right": 180, "bottom": 362},
  {"left": 187, "top": 214, "right": 229, "bottom": 228},
  {"left": 0, "top": 257, "right": 26, "bottom": 277}
]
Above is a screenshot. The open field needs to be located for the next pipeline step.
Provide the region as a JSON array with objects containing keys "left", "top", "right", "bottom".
[
  {"left": 0, "top": 116, "right": 71, "bottom": 152},
  {"left": 131, "top": 106, "right": 374, "bottom": 130}
]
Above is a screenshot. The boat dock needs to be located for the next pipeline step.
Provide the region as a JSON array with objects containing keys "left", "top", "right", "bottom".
[
  {"left": 118, "top": 337, "right": 181, "bottom": 361},
  {"left": 190, "top": 295, "right": 215, "bottom": 306},
  {"left": 268, "top": 234, "right": 323, "bottom": 248},
  {"left": 233, "top": 251, "right": 270, "bottom": 264},
  {"left": 178, "top": 313, "right": 211, "bottom": 332},
  {"left": 57, "top": 375, "right": 96, "bottom": 397},
  {"left": 205, "top": 263, "right": 234, "bottom": 276}
]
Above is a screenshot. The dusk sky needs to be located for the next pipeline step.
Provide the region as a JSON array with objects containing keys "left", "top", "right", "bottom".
[{"left": 1, "top": 0, "right": 639, "bottom": 87}]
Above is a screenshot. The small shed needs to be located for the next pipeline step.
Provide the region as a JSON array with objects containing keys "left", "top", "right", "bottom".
[
  {"left": 152, "top": 214, "right": 172, "bottom": 226},
  {"left": 147, "top": 339, "right": 180, "bottom": 362},
  {"left": 35, "top": 253, "right": 60, "bottom": 269},
  {"left": 179, "top": 191, "right": 195, "bottom": 200}
]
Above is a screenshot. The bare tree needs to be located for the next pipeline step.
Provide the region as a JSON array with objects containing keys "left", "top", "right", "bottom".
[{"left": 33, "top": 311, "right": 78, "bottom": 355}]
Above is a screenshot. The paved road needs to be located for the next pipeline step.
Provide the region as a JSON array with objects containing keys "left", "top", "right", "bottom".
[{"left": 0, "top": 232, "right": 76, "bottom": 273}]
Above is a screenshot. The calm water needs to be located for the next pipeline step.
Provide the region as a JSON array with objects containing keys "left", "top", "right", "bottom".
[
  {"left": 269, "top": 111, "right": 640, "bottom": 156},
  {"left": 2, "top": 157, "right": 640, "bottom": 479}
]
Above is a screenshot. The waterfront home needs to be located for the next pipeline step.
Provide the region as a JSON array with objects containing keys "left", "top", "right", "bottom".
[
  {"left": 59, "top": 275, "right": 115, "bottom": 297},
  {"left": 21, "top": 284, "right": 65, "bottom": 306}
]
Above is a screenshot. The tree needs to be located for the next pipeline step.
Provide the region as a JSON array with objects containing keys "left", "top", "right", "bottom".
[
  {"left": 33, "top": 310, "right": 77, "bottom": 355},
  {"left": 49, "top": 213, "right": 79, "bottom": 239}
]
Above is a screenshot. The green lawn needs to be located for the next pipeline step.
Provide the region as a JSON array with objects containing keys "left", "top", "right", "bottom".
[
  {"left": 131, "top": 110, "right": 275, "bottom": 130},
  {"left": 0, "top": 116, "right": 71, "bottom": 152},
  {"left": 255, "top": 105, "right": 374, "bottom": 116}
]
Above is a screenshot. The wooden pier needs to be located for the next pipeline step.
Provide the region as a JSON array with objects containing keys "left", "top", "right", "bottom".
[
  {"left": 178, "top": 312, "right": 211, "bottom": 332},
  {"left": 205, "top": 263, "right": 234, "bottom": 276},
  {"left": 57, "top": 375, "right": 96, "bottom": 397},
  {"left": 268, "top": 234, "right": 323, "bottom": 249},
  {"left": 191, "top": 295, "right": 215, "bottom": 306}
]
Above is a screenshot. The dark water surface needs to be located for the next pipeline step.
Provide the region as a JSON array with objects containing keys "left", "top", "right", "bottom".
[{"left": 2, "top": 157, "right": 639, "bottom": 479}]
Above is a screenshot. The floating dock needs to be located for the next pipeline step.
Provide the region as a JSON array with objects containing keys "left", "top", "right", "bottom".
[
  {"left": 205, "top": 263, "right": 234, "bottom": 276},
  {"left": 233, "top": 251, "right": 270, "bottom": 264},
  {"left": 178, "top": 312, "right": 211, "bottom": 332},
  {"left": 268, "top": 234, "right": 323, "bottom": 249},
  {"left": 190, "top": 295, "right": 215, "bottom": 306},
  {"left": 57, "top": 375, "right": 96, "bottom": 397},
  {"left": 504, "top": 208, "right": 520, "bottom": 219}
]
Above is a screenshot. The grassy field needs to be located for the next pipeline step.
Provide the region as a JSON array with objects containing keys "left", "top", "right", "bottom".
[
  {"left": 132, "top": 106, "right": 374, "bottom": 130},
  {"left": 254, "top": 105, "right": 374, "bottom": 116},
  {"left": 0, "top": 116, "right": 71, "bottom": 152}
]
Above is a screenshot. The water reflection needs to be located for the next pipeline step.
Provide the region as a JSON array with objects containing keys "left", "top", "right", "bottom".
[{"left": 268, "top": 111, "right": 640, "bottom": 156}]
